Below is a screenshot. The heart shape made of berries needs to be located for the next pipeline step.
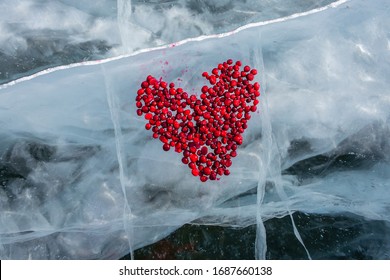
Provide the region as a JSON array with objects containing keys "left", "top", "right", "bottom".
[{"left": 135, "top": 59, "right": 260, "bottom": 182}]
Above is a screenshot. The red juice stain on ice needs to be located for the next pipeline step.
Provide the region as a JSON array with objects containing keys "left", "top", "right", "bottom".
[{"left": 135, "top": 59, "right": 261, "bottom": 182}]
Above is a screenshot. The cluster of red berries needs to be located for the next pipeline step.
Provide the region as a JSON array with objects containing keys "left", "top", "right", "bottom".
[{"left": 136, "top": 59, "right": 260, "bottom": 182}]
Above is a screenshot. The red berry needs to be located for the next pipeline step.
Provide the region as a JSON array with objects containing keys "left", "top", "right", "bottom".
[
  {"left": 163, "top": 143, "right": 170, "bottom": 151},
  {"left": 246, "top": 73, "right": 254, "bottom": 81},
  {"left": 190, "top": 154, "right": 198, "bottom": 163},
  {"left": 203, "top": 167, "right": 211, "bottom": 175},
  {"left": 136, "top": 60, "right": 261, "bottom": 182},
  {"left": 233, "top": 135, "right": 243, "bottom": 145},
  {"left": 192, "top": 168, "right": 199, "bottom": 176},
  {"left": 233, "top": 99, "right": 240, "bottom": 107}
]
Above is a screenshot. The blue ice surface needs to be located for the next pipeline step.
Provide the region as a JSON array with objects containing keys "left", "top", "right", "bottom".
[{"left": 0, "top": 0, "right": 390, "bottom": 259}]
